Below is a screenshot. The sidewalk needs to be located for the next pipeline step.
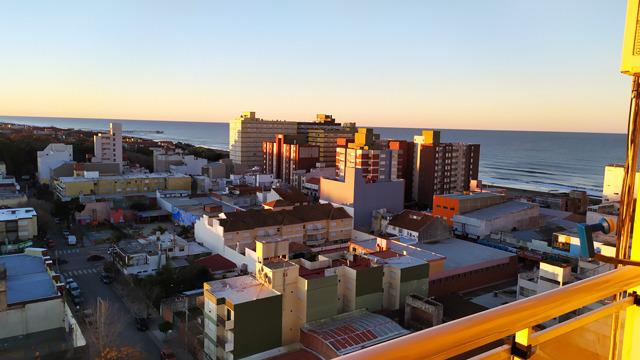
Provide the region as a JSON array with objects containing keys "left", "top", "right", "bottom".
[{"left": 112, "top": 279, "right": 194, "bottom": 360}]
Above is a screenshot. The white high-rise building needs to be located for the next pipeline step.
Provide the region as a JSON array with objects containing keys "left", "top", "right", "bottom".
[
  {"left": 93, "top": 122, "right": 123, "bottom": 165},
  {"left": 37, "top": 143, "right": 73, "bottom": 184}
]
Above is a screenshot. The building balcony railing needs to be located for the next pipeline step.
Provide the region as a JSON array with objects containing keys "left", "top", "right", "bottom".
[{"left": 339, "top": 265, "right": 640, "bottom": 360}]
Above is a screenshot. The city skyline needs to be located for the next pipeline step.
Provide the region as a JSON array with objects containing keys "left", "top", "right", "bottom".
[{"left": 0, "top": 0, "right": 631, "bottom": 133}]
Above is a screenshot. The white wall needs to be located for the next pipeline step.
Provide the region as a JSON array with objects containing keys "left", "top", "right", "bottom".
[
  {"left": 37, "top": 144, "right": 73, "bottom": 184},
  {"left": 0, "top": 298, "right": 65, "bottom": 339}
]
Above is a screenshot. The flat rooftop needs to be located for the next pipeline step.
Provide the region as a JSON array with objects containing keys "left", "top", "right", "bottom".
[
  {"left": 205, "top": 275, "right": 280, "bottom": 305},
  {"left": 438, "top": 192, "right": 504, "bottom": 201},
  {"left": 0, "top": 253, "right": 59, "bottom": 305},
  {"left": 456, "top": 200, "right": 537, "bottom": 221},
  {"left": 0, "top": 207, "right": 36, "bottom": 221},
  {"left": 416, "top": 238, "right": 514, "bottom": 270},
  {"left": 352, "top": 237, "right": 445, "bottom": 263},
  {"left": 58, "top": 172, "right": 189, "bottom": 182}
]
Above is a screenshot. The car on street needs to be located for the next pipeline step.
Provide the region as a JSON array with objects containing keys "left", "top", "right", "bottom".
[
  {"left": 135, "top": 317, "right": 149, "bottom": 331},
  {"left": 160, "top": 348, "right": 177, "bottom": 360},
  {"left": 62, "top": 230, "right": 70, "bottom": 237},
  {"left": 47, "top": 239, "right": 55, "bottom": 248},
  {"left": 87, "top": 254, "right": 105, "bottom": 262},
  {"left": 67, "top": 235, "right": 77, "bottom": 246},
  {"left": 99, "top": 272, "right": 114, "bottom": 284},
  {"left": 71, "top": 294, "right": 84, "bottom": 307},
  {"left": 66, "top": 279, "right": 81, "bottom": 297}
]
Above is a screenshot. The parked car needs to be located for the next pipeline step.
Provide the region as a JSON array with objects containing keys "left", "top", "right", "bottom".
[
  {"left": 47, "top": 239, "right": 55, "bottom": 249},
  {"left": 67, "top": 235, "right": 77, "bottom": 246},
  {"left": 62, "top": 230, "right": 70, "bottom": 237},
  {"left": 87, "top": 254, "right": 105, "bottom": 262},
  {"left": 66, "top": 280, "right": 81, "bottom": 297},
  {"left": 71, "top": 294, "right": 84, "bottom": 307},
  {"left": 135, "top": 317, "right": 149, "bottom": 331},
  {"left": 160, "top": 348, "right": 177, "bottom": 360},
  {"left": 99, "top": 273, "right": 114, "bottom": 284}
]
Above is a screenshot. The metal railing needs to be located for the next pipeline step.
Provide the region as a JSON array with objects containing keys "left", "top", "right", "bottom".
[{"left": 339, "top": 265, "right": 640, "bottom": 360}]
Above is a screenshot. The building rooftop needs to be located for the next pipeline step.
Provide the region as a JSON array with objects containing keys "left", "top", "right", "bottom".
[
  {"left": 351, "top": 236, "right": 445, "bottom": 263},
  {"left": 302, "top": 309, "right": 409, "bottom": 356},
  {"left": 455, "top": 201, "right": 537, "bottom": 221},
  {"left": 205, "top": 275, "right": 280, "bottom": 305},
  {"left": 416, "top": 238, "right": 514, "bottom": 269},
  {"left": 57, "top": 172, "right": 189, "bottom": 182},
  {"left": 195, "top": 254, "right": 237, "bottom": 273},
  {"left": 116, "top": 239, "right": 158, "bottom": 256},
  {"left": 0, "top": 253, "right": 59, "bottom": 305},
  {"left": 437, "top": 192, "right": 504, "bottom": 201},
  {"left": 388, "top": 210, "right": 437, "bottom": 232},
  {"left": 0, "top": 207, "right": 36, "bottom": 221},
  {"left": 272, "top": 187, "right": 309, "bottom": 204},
  {"left": 218, "top": 203, "right": 351, "bottom": 232}
]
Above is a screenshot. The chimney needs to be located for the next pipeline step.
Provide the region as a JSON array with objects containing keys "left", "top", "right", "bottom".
[{"left": 0, "top": 265, "right": 7, "bottom": 312}]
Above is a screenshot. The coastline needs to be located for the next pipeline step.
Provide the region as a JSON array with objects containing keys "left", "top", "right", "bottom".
[{"left": 0, "top": 119, "right": 603, "bottom": 199}]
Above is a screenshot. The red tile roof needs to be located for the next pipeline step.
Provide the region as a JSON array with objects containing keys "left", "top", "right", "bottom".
[
  {"left": 388, "top": 210, "right": 437, "bottom": 232},
  {"left": 219, "top": 203, "right": 352, "bottom": 232},
  {"left": 195, "top": 254, "right": 237, "bottom": 273}
]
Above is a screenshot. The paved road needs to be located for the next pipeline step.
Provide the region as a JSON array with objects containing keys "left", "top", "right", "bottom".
[{"left": 51, "top": 229, "right": 160, "bottom": 359}]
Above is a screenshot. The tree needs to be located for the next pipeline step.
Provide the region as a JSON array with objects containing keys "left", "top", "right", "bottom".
[
  {"left": 158, "top": 321, "right": 173, "bottom": 339},
  {"left": 95, "top": 346, "right": 143, "bottom": 360},
  {"left": 52, "top": 197, "right": 85, "bottom": 224}
]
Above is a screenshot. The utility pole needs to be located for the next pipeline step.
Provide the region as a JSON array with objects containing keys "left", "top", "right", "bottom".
[{"left": 184, "top": 295, "right": 189, "bottom": 352}]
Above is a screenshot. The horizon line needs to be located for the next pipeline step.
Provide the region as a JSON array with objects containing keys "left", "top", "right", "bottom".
[{"left": 0, "top": 113, "right": 627, "bottom": 136}]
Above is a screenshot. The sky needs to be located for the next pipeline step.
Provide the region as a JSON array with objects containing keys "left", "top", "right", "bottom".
[{"left": 0, "top": 1, "right": 632, "bottom": 132}]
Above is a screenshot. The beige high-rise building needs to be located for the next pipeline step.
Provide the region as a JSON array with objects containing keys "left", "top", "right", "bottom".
[
  {"left": 230, "top": 112, "right": 355, "bottom": 171},
  {"left": 229, "top": 112, "right": 297, "bottom": 171}
]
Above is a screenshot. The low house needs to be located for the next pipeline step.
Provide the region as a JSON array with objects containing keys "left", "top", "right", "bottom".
[{"left": 385, "top": 210, "right": 450, "bottom": 243}]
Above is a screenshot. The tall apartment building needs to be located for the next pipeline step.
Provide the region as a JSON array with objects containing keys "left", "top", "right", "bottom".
[
  {"left": 262, "top": 134, "right": 319, "bottom": 184},
  {"left": 37, "top": 143, "right": 73, "bottom": 184},
  {"left": 388, "top": 139, "right": 414, "bottom": 201},
  {"left": 303, "top": 114, "right": 355, "bottom": 165},
  {"left": 231, "top": 112, "right": 355, "bottom": 171},
  {"left": 335, "top": 128, "right": 402, "bottom": 183},
  {"left": 93, "top": 122, "right": 123, "bottom": 165},
  {"left": 412, "top": 130, "right": 480, "bottom": 209},
  {"left": 229, "top": 112, "right": 298, "bottom": 171}
]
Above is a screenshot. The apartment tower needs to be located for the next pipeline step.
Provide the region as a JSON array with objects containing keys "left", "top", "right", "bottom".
[
  {"left": 412, "top": 130, "right": 480, "bottom": 209},
  {"left": 93, "top": 122, "right": 123, "bottom": 165}
]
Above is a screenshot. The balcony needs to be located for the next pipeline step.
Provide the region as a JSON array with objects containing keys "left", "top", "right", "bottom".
[{"left": 339, "top": 265, "right": 640, "bottom": 360}]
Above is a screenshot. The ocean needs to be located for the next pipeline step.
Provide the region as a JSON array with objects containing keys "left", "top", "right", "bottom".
[{"left": 0, "top": 116, "right": 626, "bottom": 197}]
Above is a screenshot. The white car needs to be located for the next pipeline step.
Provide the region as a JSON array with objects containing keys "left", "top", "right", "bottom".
[{"left": 67, "top": 235, "right": 77, "bottom": 246}]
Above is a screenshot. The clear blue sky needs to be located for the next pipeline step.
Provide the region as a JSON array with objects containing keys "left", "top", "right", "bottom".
[{"left": 0, "top": 1, "right": 631, "bottom": 132}]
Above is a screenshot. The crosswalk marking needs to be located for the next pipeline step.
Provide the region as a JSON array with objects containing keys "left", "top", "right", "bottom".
[
  {"left": 63, "top": 268, "right": 101, "bottom": 277},
  {"left": 55, "top": 249, "right": 81, "bottom": 256}
]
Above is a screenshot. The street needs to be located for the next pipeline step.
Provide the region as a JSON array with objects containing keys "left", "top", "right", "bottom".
[{"left": 51, "top": 228, "right": 161, "bottom": 359}]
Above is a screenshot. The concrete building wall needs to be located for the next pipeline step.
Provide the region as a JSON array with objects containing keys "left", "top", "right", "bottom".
[
  {"left": 37, "top": 143, "right": 73, "bottom": 184},
  {"left": 602, "top": 164, "right": 640, "bottom": 202},
  {"left": 55, "top": 174, "right": 191, "bottom": 199},
  {"left": 452, "top": 204, "right": 540, "bottom": 239},
  {"left": 320, "top": 167, "right": 404, "bottom": 230},
  {"left": 0, "top": 298, "right": 65, "bottom": 339},
  {"left": 229, "top": 112, "right": 298, "bottom": 169}
]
